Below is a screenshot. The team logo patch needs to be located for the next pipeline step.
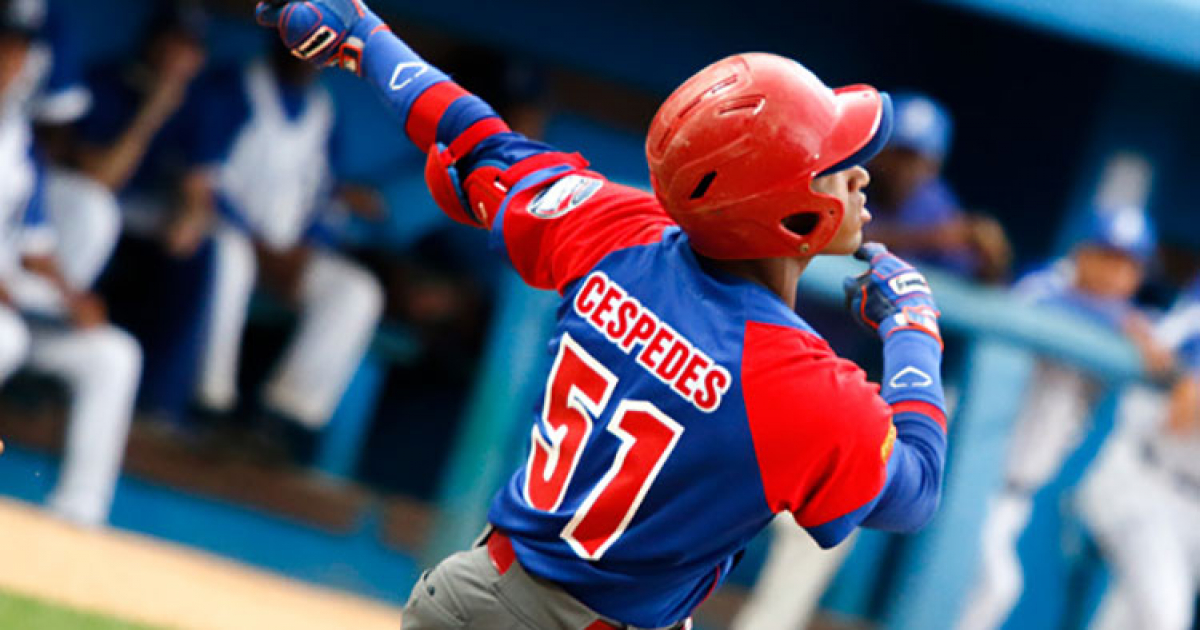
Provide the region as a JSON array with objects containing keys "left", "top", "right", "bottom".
[
  {"left": 880, "top": 424, "right": 897, "bottom": 462},
  {"left": 527, "top": 175, "right": 603, "bottom": 219}
]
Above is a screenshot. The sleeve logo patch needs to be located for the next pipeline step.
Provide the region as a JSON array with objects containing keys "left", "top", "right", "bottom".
[
  {"left": 390, "top": 62, "right": 429, "bottom": 91},
  {"left": 527, "top": 175, "right": 603, "bottom": 219}
]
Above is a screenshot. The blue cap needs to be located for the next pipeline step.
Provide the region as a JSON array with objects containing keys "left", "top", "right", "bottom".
[
  {"left": 0, "top": 0, "right": 44, "bottom": 39},
  {"left": 888, "top": 92, "right": 953, "bottom": 161},
  {"left": 1083, "top": 206, "right": 1157, "bottom": 264}
]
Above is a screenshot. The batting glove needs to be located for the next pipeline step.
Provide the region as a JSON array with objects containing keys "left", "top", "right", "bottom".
[
  {"left": 843, "top": 242, "right": 942, "bottom": 345},
  {"left": 255, "top": 0, "right": 387, "bottom": 75}
]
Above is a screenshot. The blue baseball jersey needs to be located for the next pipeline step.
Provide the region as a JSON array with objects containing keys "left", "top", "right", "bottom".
[
  {"left": 347, "top": 27, "right": 950, "bottom": 629},
  {"left": 1182, "top": 282, "right": 1200, "bottom": 372},
  {"left": 1158, "top": 279, "right": 1200, "bottom": 373},
  {"left": 473, "top": 170, "right": 938, "bottom": 627},
  {"left": 190, "top": 63, "right": 341, "bottom": 248},
  {"left": 1012, "top": 261, "right": 1133, "bottom": 331}
]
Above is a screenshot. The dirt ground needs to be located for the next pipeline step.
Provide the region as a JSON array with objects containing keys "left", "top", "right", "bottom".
[{"left": 0, "top": 499, "right": 404, "bottom": 630}]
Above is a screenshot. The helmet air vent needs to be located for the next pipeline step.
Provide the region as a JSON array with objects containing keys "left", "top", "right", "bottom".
[{"left": 690, "top": 171, "right": 718, "bottom": 200}]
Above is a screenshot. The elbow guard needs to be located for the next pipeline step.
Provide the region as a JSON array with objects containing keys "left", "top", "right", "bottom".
[
  {"left": 426, "top": 130, "right": 590, "bottom": 229},
  {"left": 424, "top": 117, "right": 511, "bottom": 228}
]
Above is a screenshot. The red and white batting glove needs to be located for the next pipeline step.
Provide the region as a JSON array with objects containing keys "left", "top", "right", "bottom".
[
  {"left": 255, "top": 0, "right": 388, "bottom": 75},
  {"left": 843, "top": 242, "right": 942, "bottom": 346}
]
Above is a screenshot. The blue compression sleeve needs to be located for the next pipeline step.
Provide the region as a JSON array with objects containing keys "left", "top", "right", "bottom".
[
  {"left": 360, "top": 31, "right": 503, "bottom": 152},
  {"left": 807, "top": 330, "right": 948, "bottom": 545}
]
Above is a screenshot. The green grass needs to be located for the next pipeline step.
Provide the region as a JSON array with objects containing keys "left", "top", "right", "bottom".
[{"left": 0, "top": 590, "right": 165, "bottom": 630}]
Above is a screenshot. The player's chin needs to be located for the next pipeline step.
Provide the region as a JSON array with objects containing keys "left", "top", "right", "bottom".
[{"left": 821, "top": 232, "right": 863, "bottom": 257}]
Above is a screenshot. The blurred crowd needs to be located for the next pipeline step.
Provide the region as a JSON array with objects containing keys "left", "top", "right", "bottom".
[
  {"left": 1, "top": 0, "right": 1199, "bottom": 628},
  {"left": 0, "top": 0, "right": 525, "bottom": 524},
  {"left": 737, "top": 93, "right": 1200, "bottom": 630}
]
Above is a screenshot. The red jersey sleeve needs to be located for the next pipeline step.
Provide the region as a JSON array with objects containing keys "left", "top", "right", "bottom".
[
  {"left": 741, "top": 321, "right": 896, "bottom": 527},
  {"left": 492, "top": 170, "right": 675, "bottom": 294}
]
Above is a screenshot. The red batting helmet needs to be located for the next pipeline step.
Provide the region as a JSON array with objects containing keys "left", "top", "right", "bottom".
[{"left": 646, "top": 53, "right": 893, "bottom": 259}]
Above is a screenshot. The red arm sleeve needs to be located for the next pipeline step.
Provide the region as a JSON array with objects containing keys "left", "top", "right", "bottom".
[{"left": 742, "top": 321, "right": 896, "bottom": 527}]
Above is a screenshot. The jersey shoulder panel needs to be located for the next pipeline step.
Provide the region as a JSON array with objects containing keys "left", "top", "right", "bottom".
[
  {"left": 494, "top": 173, "right": 675, "bottom": 293},
  {"left": 741, "top": 320, "right": 893, "bottom": 527}
]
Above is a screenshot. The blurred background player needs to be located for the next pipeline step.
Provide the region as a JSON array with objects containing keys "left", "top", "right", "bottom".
[
  {"left": 66, "top": 1, "right": 209, "bottom": 430},
  {"left": 0, "top": 0, "right": 142, "bottom": 528},
  {"left": 71, "top": 2, "right": 213, "bottom": 430},
  {"left": 731, "top": 512, "right": 854, "bottom": 630},
  {"left": 955, "top": 205, "right": 1174, "bottom": 630},
  {"left": 1076, "top": 272, "right": 1200, "bottom": 630},
  {"left": 868, "top": 92, "right": 1011, "bottom": 284},
  {"left": 168, "top": 42, "right": 383, "bottom": 463},
  {"left": 13, "top": 0, "right": 123, "bottom": 294}
]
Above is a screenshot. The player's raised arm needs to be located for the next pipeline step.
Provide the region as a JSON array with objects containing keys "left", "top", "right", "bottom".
[
  {"left": 830, "top": 244, "right": 948, "bottom": 538},
  {"left": 256, "top": 0, "right": 674, "bottom": 294},
  {"left": 256, "top": 0, "right": 497, "bottom": 156}
]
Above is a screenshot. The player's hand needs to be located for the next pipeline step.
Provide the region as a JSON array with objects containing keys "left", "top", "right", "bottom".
[
  {"left": 68, "top": 293, "right": 108, "bottom": 329},
  {"left": 165, "top": 206, "right": 211, "bottom": 258},
  {"left": 146, "top": 37, "right": 206, "bottom": 116},
  {"left": 843, "top": 242, "right": 942, "bottom": 345},
  {"left": 1167, "top": 376, "right": 1200, "bottom": 435},
  {"left": 254, "top": 0, "right": 386, "bottom": 75}
]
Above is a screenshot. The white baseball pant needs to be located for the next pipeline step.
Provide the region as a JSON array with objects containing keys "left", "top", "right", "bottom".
[
  {"left": 956, "top": 361, "right": 1099, "bottom": 630},
  {"left": 0, "top": 304, "right": 142, "bottom": 527},
  {"left": 1078, "top": 390, "right": 1200, "bottom": 630},
  {"left": 44, "top": 169, "right": 122, "bottom": 290},
  {"left": 198, "top": 226, "right": 383, "bottom": 428}
]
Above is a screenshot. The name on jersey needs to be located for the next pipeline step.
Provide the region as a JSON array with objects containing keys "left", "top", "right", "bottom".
[{"left": 573, "top": 271, "right": 731, "bottom": 413}]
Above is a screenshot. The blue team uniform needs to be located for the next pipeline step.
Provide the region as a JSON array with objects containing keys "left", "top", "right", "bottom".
[
  {"left": 311, "top": 25, "right": 949, "bottom": 628},
  {"left": 1012, "top": 262, "right": 1134, "bottom": 332},
  {"left": 1161, "top": 278, "right": 1200, "bottom": 374},
  {"left": 189, "top": 64, "right": 341, "bottom": 248},
  {"left": 1181, "top": 281, "right": 1200, "bottom": 371}
]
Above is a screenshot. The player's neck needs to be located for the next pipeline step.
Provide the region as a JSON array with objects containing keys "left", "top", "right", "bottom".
[{"left": 707, "top": 257, "right": 811, "bottom": 308}]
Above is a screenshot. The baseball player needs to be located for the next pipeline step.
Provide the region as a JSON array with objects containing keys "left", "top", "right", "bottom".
[
  {"left": 1076, "top": 275, "right": 1200, "bottom": 630},
  {"left": 0, "top": 0, "right": 142, "bottom": 528},
  {"left": 67, "top": 2, "right": 211, "bottom": 428},
  {"left": 5, "top": 0, "right": 123, "bottom": 292},
  {"left": 956, "top": 206, "right": 1172, "bottom": 630},
  {"left": 258, "top": 2, "right": 950, "bottom": 628},
  {"left": 167, "top": 43, "right": 383, "bottom": 461}
]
